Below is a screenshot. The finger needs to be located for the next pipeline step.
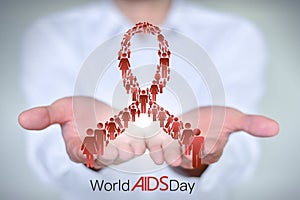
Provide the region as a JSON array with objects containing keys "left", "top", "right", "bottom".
[
  {"left": 129, "top": 139, "right": 146, "bottom": 156},
  {"left": 162, "top": 139, "right": 182, "bottom": 167},
  {"left": 18, "top": 106, "right": 53, "bottom": 130},
  {"left": 146, "top": 137, "right": 164, "bottom": 165},
  {"left": 148, "top": 145, "right": 164, "bottom": 165},
  {"left": 18, "top": 98, "right": 72, "bottom": 130},
  {"left": 240, "top": 115, "right": 280, "bottom": 137}
]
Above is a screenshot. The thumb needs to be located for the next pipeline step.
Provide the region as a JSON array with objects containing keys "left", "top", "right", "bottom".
[
  {"left": 240, "top": 114, "right": 280, "bottom": 137},
  {"left": 18, "top": 106, "right": 53, "bottom": 130},
  {"left": 18, "top": 98, "right": 72, "bottom": 130}
]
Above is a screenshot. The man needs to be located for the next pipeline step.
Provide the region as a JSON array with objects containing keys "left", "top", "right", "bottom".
[{"left": 19, "top": 0, "right": 278, "bottom": 199}]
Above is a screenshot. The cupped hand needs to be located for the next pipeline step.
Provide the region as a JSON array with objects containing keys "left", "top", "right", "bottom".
[
  {"left": 18, "top": 96, "right": 146, "bottom": 170},
  {"left": 145, "top": 106, "right": 279, "bottom": 170}
]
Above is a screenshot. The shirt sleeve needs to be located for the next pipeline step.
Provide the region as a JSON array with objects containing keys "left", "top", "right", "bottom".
[
  {"left": 200, "top": 20, "right": 267, "bottom": 191},
  {"left": 20, "top": 17, "right": 94, "bottom": 187}
]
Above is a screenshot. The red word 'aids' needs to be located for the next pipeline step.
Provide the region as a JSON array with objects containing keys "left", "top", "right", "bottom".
[{"left": 81, "top": 22, "right": 204, "bottom": 169}]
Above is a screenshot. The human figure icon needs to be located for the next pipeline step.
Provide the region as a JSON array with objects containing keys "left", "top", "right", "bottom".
[
  {"left": 122, "top": 108, "right": 131, "bottom": 128},
  {"left": 165, "top": 114, "right": 174, "bottom": 128},
  {"left": 94, "top": 123, "right": 106, "bottom": 156},
  {"left": 125, "top": 81, "right": 131, "bottom": 94},
  {"left": 127, "top": 50, "right": 131, "bottom": 58},
  {"left": 155, "top": 70, "right": 161, "bottom": 83},
  {"left": 157, "top": 34, "right": 164, "bottom": 43},
  {"left": 151, "top": 105, "right": 158, "bottom": 121},
  {"left": 114, "top": 114, "right": 123, "bottom": 129},
  {"left": 119, "top": 56, "right": 130, "bottom": 78},
  {"left": 131, "top": 84, "right": 138, "bottom": 101},
  {"left": 123, "top": 78, "right": 126, "bottom": 86},
  {"left": 150, "top": 80, "right": 159, "bottom": 101},
  {"left": 135, "top": 100, "right": 139, "bottom": 107},
  {"left": 137, "top": 108, "right": 141, "bottom": 117},
  {"left": 158, "top": 107, "right": 167, "bottom": 127},
  {"left": 81, "top": 129, "right": 98, "bottom": 168},
  {"left": 191, "top": 128, "right": 204, "bottom": 168},
  {"left": 130, "top": 104, "right": 137, "bottom": 122},
  {"left": 170, "top": 117, "right": 181, "bottom": 139},
  {"left": 129, "top": 73, "right": 135, "bottom": 85},
  {"left": 160, "top": 58, "right": 169, "bottom": 78},
  {"left": 149, "top": 99, "right": 153, "bottom": 108},
  {"left": 180, "top": 123, "right": 194, "bottom": 155},
  {"left": 139, "top": 90, "right": 148, "bottom": 113},
  {"left": 159, "top": 81, "right": 164, "bottom": 93},
  {"left": 107, "top": 118, "right": 118, "bottom": 140}
]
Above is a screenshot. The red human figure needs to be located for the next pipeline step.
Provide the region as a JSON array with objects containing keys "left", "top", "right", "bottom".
[
  {"left": 107, "top": 118, "right": 118, "bottom": 140},
  {"left": 94, "top": 123, "right": 106, "bottom": 156},
  {"left": 114, "top": 114, "right": 123, "bottom": 129},
  {"left": 160, "top": 55, "right": 169, "bottom": 78},
  {"left": 155, "top": 70, "right": 161, "bottom": 83},
  {"left": 151, "top": 105, "right": 158, "bottom": 121},
  {"left": 158, "top": 107, "right": 166, "bottom": 127},
  {"left": 81, "top": 129, "right": 98, "bottom": 168},
  {"left": 157, "top": 34, "right": 164, "bottom": 42},
  {"left": 150, "top": 80, "right": 159, "bottom": 101},
  {"left": 136, "top": 108, "right": 140, "bottom": 117},
  {"left": 191, "top": 128, "right": 204, "bottom": 168},
  {"left": 147, "top": 108, "right": 151, "bottom": 117},
  {"left": 122, "top": 108, "right": 131, "bottom": 128},
  {"left": 119, "top": 57, "right": 130, "bottom": 78},
  {"left": 130, "top": 104, "right": 137, "bottom": 122},
  {"left": 135, "top": 100, "right": 139, "bottom": 107},
  {"left": 161, "top": 61, "right": 168, "bottom": 78},
  {"left": 171, "top": 117, "right": 181, "bottom": 139},
  {"left": 125, "top": 81, "right": 131, "bottom": 94},
  {"left": 123, "top": 34, "right": 131, "bottom": 45},
  {"left": 127, "top": 50, "right": 131, "bottom": 58},
  {"left": 139, "top": 90, "right": 148, "bottom": 113},
  {"left": 149, "top": 100, "right": 153, "bottom": 108},
  {"left": 165, "top": 114, "right": 174, "bottom": 128},
  {"left": 159, "top": 81, "right": 164, "bottom": 93},
  {"left": 180, "top": 123, "right": 194, "bottom": 155},
  {"left": 129, "top": 73, "right": 135, "bottom": 85},
  {"left": 131, "top": 84, "right": 138, "bottom": 101}
]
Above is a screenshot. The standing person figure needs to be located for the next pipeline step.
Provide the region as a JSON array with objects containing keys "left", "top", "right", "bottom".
[
  {"left": 165, "top": 114, "right": 174, "bottom": 128},
  {"left": 107, "top": 118, "right": 118, "bottom": 140},
  {"left": 80, "top": 129, "right": 98, "bottom": 168},
  {"left": 130, "top": 104, "right": 137, "bottom": 122},
  {"left": 170, "top": 117, "right": 181, "bottom": 139},
  {"left": 94, "top": 123, "right": 106, "bottom": 156},
  {"left": 180, "top": 123, "right": 194, "bottom": 155},
  {"left": 150, "top": 80, "right": 159, "bottom": 101},
  {"left": 158, "top": 107, "right": 167, "bottom": 127},
  {"left": 114, "top": 114, "right": 123, "bottom": 129},
  {"left": 139, "top": 90, "right": 149, "bottom": 113},
  {"left": 119, "top": 54, "right": 130, "bottom": 78},
  {"left": 191, "top": 128, "right": 204, "bottom": 168},
  {"left": 151, "top": 104, "right": 158, "bottom": 121},
  {"left": 122, "top": 108, "right": 131, "bottom": 128}
]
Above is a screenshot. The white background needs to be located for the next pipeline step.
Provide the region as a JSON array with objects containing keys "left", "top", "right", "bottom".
[{"left": 0, "top": 0, "right": 299, "bottom": 199}]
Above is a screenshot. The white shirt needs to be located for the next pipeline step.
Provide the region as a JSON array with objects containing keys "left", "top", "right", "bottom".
[{"left": 21, "top": 1, "right": 266, "bottom": 199}]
